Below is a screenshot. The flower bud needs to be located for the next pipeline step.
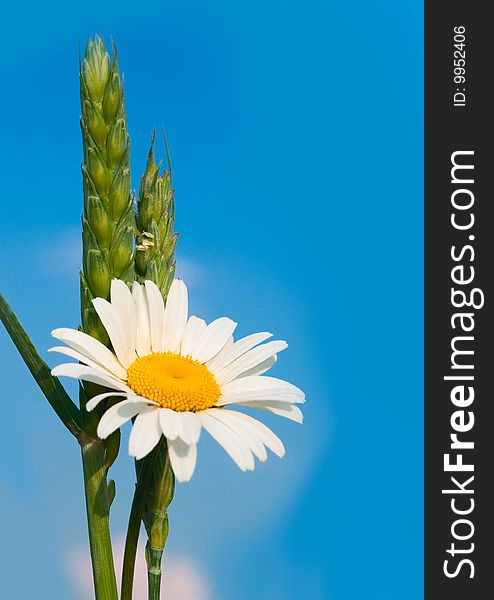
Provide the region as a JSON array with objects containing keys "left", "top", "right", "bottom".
[
  {"left": 86, "top": 249, "right": 111, "bottom": 298},
  {"left": 143, "top": 444, "right": 175, "bottom": 551},
  {"left": 86, "top": 196, "right": 112, "bottom": 249},
  {"left": 83, "top": 37, "right": 111, "bottom": 104},
  {"left": 146, "top": 516, "right": 169, "bottom": 554},
  {"left": 107, "top": 118, "right": 127, "bottom": 169}
]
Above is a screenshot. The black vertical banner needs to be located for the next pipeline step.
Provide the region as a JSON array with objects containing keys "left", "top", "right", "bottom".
[{"left": 425, "top": 2, "right": 493, "bottom": 598}]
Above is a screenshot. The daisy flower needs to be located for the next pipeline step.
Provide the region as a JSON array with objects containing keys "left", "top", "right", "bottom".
[{"left": 50, "top": 279, "right": 304, "bottom": 482}]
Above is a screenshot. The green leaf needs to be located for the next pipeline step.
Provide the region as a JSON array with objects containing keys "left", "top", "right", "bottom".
[{"left": 0, "top": 292, "right": 82, "bottom": 437}]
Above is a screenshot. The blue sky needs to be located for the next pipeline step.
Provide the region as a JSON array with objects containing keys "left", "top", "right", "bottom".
[{"left": 0, "top": 1, "right": 423, "bottom": 598}]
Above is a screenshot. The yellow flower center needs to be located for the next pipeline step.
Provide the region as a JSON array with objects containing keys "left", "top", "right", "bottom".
[{"left": 127, "top": 352, "right": 221, "bottom": 412}]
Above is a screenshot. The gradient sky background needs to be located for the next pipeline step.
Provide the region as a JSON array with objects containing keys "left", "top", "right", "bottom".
[{"left": 0, "top": 1, "right": 423, "bottom": 598}]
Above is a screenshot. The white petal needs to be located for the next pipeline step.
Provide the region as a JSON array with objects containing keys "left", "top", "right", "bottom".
[
  {"left": 158, "top": 408, "right": 181, "bottom": 440},
  {"left": 52, "top": 363, "right": 132, "bottom": 392},
  {"left": 97, "top": 399, "right": 148, "bottom": 439},
  {"left": 48, "top": 346, "right": 115, "bottom": 377},
  {"left": 219, "top": 394, "right": 300, "bottom": 406},
  {"left": 236, "top": 355, "right": 276, "bottom": 378},
  {"left": 206, "top": 408, "right": 267, "bottom": 461},
  {"left": 235, "top": 401, "right": 304, "bottom": 423},
  {"left": 144, "top": 281, "right": 165, "bottom": 353},
  {"left": 216, "top": 409, "right": 285, "bottom": 457},
  {"left": 214, "top": 340, "right": 287, "bottom": 386},
  {"left": 129, "top": 406, "right": 162, "bottom": 459},
  {"left": 162, "top": 279, "right": 188, "bottom": 353},
  {"left": 130, "top": 394, "right": 160, "bottom": 407},
  {"left": 168, "top": 438, "right": 197, "bottom": 482},
  {"left": 199, "top": 411, "right": 254, "bottom": 471},
  {"left": 110, "top": 279, "right": 137, "bottom": 358},
  {"left": 48, "top": 346, "right": 125, "bottom": 381},
  {"left": 191, "top": 317, "right": 238, "bottom": 363},
  {"left": 206, "top": 332, "right": 272, "bottom": 373},
  {"left": 92, "top": 298, "right": 134, "bottom": 368},
  {"left": 51, "top": 328, "right": 127, "bottom": 379},
  {"left": 180, "top": 316, "right": 207, "bottom": 357},
  {"left": 177, "top": 412, "right": 201, "bottom": 444},
  {"left": 218, "top": 375, "right": 305, "bottom": 404},
  {"left": 86, "top": 391, "right": 128, "bottom": 412},
  {"left": 132, "top": 281, "right": 152, "bottom": 357}
]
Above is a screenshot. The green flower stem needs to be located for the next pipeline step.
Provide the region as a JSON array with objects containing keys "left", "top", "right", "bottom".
[
  {"left": 80, "top": 431, "right": 119, "bottom": 600},
  {"left": 142, "top": 441, "right": 174, "bottom": 600},
  {"left": 122, "top": 444, "right": 174, "bottom": 600},
  {"left": 120, "top": 483, "right": 143, "bottom": 600},
  {"left": 121, "top": 441, "right": 169, "bottom": 600},
  {"left": 146, "top": 544, "right": 164, "bottom": 600}
]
